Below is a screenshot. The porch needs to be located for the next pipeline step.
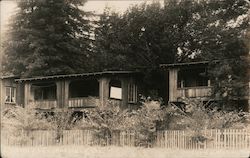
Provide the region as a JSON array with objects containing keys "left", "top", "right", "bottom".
[
  {"left": 18, "top": 71, "right": 139, "bottom": 110},
  {"left": 168, "top": 65, "right": 212, "bottom": 102}
]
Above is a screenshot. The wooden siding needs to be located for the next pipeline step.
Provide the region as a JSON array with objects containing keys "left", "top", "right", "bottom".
[
  {"left": 177, "top": 87, "right": 212, "bottom": 99},
  {"left": 68, "top": 97, "right": 99, "bottom": 108}
]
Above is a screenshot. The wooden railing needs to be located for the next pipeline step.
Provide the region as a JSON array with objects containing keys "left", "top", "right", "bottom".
[
  {"left": 29, "top": 100, "right": 57, "bottom": 109},
  {"left": 177, "top": 87, "right": 212, "bottom": 98},
  {"left": 68, "top": 97, "right": 99, "bottom": 108}
]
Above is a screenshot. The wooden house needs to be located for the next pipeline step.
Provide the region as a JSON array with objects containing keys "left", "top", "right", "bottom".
[
  {"left": 0, "top": 71, "right": 141, "bottom": 111},
  {"left": 161, "top": 61, "right": 250, "bottom": 112}
]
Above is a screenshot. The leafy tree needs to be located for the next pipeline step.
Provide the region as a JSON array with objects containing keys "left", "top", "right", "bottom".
[
  {"left": 93, "top": 0, "right": 249, "bottom": 107},
  {"left": 92, "top": 8, "right": 129, "bottom": 71},
  {"left": 187, "top": 0, "right": 250, "bottom": 109},
  {"left": 3, "top": 0, "right": 92, "bottom": 77}
]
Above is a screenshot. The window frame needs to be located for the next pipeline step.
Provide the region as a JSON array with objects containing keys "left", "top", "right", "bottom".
[
  {"left": 5, "top": 86, "right": 16, "bottom": 104},
  {"left": 128, "top": 83, "right": 137, "bottom": 103}
]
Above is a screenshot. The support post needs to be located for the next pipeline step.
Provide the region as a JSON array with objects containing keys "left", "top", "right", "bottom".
[
  {"left": 121, "top": 79, "right": 128, "bottom": 109},
  {"left": 56, "top": 81, "right": 63, "bottom": 108},
  {"left": 99, "top": 77, "right": 110, "bottom": 107},
  {"left": 169, "top": 68, "right": 178, "bottom": 102},
  {"left": 24, "top": 82, "right": 31, "bottom": 107},
  {"left": 64, "top": 80, "right": 70, "bottom": 108}
]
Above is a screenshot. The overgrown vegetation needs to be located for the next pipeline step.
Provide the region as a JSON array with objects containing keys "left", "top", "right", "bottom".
[{"left": 3, "top": 99, "right": 249, "bottom": 146}]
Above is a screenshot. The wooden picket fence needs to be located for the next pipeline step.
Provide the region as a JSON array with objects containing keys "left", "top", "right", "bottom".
[
  {"left": 2, "top": 129, "right": 250, "bottom": 149},
  {"left": 156, "top": 129, "right": 250, "bottom": 149},
  {"left": 1, "top": 130, "right": 136, "bottom": 147}
]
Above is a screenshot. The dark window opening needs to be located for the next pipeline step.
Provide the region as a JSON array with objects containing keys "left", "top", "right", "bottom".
[
  {"left": 33, "top": 82, "right": 56, "bottom": 100},
  {"left": 178, "top": 68, "right": 209, "bottom": 88},
  {"left": 69, "top": 80, "right": 99, "bottom": 98},
  {"left": 109, "top": 79, "right": 122, "bottom": 100}
]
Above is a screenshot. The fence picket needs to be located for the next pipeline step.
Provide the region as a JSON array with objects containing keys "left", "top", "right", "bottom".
[{"left": 2, "top": 129, "right": 250, "bottom": 149}]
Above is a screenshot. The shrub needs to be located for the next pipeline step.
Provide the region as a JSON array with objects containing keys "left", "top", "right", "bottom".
[
  {"left": 125, "top": 99, "right": 165, "bottom": 147},
  {"left": 166, "top": 98, "right": 250, "bottom": 142},
  {"left": 80, "top": 101, "right": 129, "bottom": 145},
  {"left": 1, "top": 106, "right": 52, "bottom": 145},
  {"left": 1, "top": 106, "right": 51, "bottom": 131}
]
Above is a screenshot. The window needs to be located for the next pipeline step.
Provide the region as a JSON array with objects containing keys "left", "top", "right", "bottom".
[
  {"left": 33, "top": 82, "right": 56, "bottom": 100},
  {"left": 128, "top": 83, "right": 137, "bottom": 103},
  {"left": 177, "top": 68, "right": 209, "bottom": 88},
  {"left": 5, "top": 87, "right": 16, "bottom": 103},
  {"left": 109, "top": 80, "right": 122, "bottom": 100},
  {"left": 69, "top": 80, "right": 99, "bottom": 98}
]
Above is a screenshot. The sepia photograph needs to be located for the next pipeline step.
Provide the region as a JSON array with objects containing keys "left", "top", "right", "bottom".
[{"left": 0, "top": 0, "right": 250, "bottom": 157}]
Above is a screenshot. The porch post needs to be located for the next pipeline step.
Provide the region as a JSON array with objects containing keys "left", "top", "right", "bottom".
[
  {"left": 169, "top": 68, "right": 178, "bottom": 102},
  {"left": 99, "top": 77, "right": 110, "bottom": 107},
  {"left": 121, "top": 78, "right": 128, "bottom": 109},
  {"left": 24, "top": 82, "right": 31, "bottom": 107},
  {"left": 56, "top": 81, "right": 63, "bottom": 108},
  {"left": 64, "top": 80, "right": 70, "bottom": 108}
]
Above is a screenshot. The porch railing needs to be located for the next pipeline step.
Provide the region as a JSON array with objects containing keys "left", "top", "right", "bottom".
[
  {"left": 68, "top": 97, "right": 99, "bottom": 108},
  {"left": 29, "top": 100, "right": 57, "bottom": 109},
  {"left": 177, "top": 86, "right": 212, "bottom": 98}
]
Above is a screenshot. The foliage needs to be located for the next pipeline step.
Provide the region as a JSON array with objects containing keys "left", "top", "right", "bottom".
[
  {"left": 80, "top": 101, "right": 129, "bottom": 145},
  {"left": 166, "top": 98, "right": 250, "bottom": 142},
  {"left": 92, "top": 0, "right": 249, "bottom": 106},
  {"left": 128, "top": 100, "right": 165, "bottom": 147},
  {"left": 80, "top": 100, "right": 165, "bottom": 146},
  {"left": 46, "top": 109, "right": 79, "bottom": 131},
  {"left": 3, "top": 0, "right": 92, "bottom": 77},
  {"left": 182, "top": 0, "right": 249, "bottom": 108},
  {"left": 1, "top": 106, "right": 51, "bottom": 131}
]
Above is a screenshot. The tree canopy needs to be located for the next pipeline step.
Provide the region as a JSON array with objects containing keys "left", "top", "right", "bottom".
[
  {"left": 92, "top": 0, "right": 249, "bottom": 106},
  {"left": 3, "top": 0, "right": 92, "bottom": 77}
]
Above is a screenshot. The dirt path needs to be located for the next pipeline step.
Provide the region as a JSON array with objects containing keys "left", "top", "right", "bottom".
[{"left": 1, "top": 145, "right": 250, "bottom": 158}]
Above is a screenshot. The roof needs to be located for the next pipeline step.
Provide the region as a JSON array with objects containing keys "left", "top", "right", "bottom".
[
  {"left": 15, "top": 70, "right": 138, "bottom": 82},
  {"left": 0, "top": 75, "right": 19, "bottom": 79},
  {"left": 160, "top": 61, "right": 210, "bottom": 68}
]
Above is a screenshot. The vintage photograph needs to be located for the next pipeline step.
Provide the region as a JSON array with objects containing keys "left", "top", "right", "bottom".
[{"left": 0, "top": 0, "right": 250, "bottom": 157}]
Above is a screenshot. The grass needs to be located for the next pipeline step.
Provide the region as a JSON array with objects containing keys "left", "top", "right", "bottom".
[{"left": 1, "top": 145, "right": 250, "bottom": 158}]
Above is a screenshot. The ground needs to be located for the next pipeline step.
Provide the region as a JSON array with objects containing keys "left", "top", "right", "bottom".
[{"left": 1, "top": 145, "right": 250, "bottom": 158}]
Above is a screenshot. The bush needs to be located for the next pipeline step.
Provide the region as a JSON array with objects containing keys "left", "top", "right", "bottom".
[
  {"left": 80, "top": 101, "right": 129, "bottom": 145},
  {"left": 165, "top": 98, "right": 250, "bottom": 142},
  {"left": 1, "top": 106, "right": 51, "bottom": 131},
  {"left": 1, "top": 106, "right": 52, "bottom": 145}
]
